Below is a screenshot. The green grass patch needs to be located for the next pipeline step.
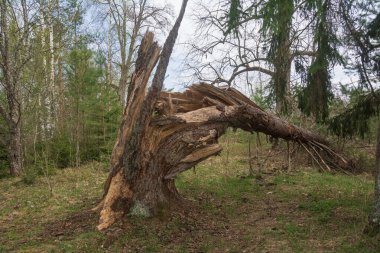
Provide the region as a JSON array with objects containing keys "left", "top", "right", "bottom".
[{"left": 0, "top": 131, "right": 379, "bottom": 252}]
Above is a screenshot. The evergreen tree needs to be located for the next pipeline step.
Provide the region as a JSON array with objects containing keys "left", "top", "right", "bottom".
[
  {"left": 298, "top": 0, "right": 344, "bottom": 122},
  {"left": 328, "top": 0, "right": 380, "bottom": 234}
]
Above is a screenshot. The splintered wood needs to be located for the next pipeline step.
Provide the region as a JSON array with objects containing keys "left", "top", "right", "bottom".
[{"left": 97, "top": 31, "right": 355, "bottom": 231}]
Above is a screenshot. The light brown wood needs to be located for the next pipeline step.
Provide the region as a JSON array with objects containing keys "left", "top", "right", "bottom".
[{"left": 97, "top": 28, "right": 354, "bottom": 231}]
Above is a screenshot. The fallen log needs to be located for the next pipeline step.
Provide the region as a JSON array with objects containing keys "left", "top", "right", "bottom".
[
  {"left": 96, "top": 31, "right": 355, "bottom": 231},
  {"left": 155, "top": 83, "right": 353, "bottom": 173}
]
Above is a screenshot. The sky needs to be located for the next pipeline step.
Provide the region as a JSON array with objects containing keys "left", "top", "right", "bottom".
[
  {"left": 164, "top": 0, "right": 197, "bottom": 90},
  {"left": 85, "top": 0, "right": 197, "bottom": 91},
  {"left": 124, "top": 0, "right": 380, "bottom": 99},
  {"left": 154, "top": 0, "right": 378, "bottom": 95}
]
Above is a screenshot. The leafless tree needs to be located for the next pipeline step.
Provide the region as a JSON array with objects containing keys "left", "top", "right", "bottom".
[
  {"left": 101, "top": 0, "right": 173, "bottom": 106},
  {"left": 0, "top": 0, "right": 36, "bottom": 175},
  {"left": 185, "top": 0, "right": 317, "bottom": 113}
]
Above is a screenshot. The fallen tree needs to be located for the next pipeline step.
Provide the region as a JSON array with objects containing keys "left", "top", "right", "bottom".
[{"left": 96, "top": 3, "right": 354, "bottom": 230}]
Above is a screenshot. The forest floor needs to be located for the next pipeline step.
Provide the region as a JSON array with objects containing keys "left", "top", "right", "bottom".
[{"left": 0, "top": 131, "right": 379, "bottom": 252}]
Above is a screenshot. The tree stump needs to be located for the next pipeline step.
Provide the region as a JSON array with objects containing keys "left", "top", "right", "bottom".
[{"left": 97, "top": 31, "right": 354, "bottom": 232}]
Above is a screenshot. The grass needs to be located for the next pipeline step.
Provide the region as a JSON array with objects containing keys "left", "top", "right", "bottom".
[{"left": 0, "top": 130, "right": 379, "bottom": 252}]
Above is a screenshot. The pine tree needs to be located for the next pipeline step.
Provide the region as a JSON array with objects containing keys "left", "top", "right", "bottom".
[{"left": 328, "top": 0, "right": 380, "bottom": 234}]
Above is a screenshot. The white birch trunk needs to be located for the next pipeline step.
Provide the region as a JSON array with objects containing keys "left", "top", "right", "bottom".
[{"left": 48, "top": 0, "right": 55, "bottom": 124}]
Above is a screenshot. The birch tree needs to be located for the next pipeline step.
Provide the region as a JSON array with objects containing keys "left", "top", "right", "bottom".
[
  {"left": 0, "top": 0, "right": 34, "bottom": 175},
  {"left": 106, "top": 0, "right": 172, "bottom": 106}
]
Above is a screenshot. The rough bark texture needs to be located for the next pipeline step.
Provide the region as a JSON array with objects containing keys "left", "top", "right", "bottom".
[
  {"left": 0, "top": 0, "right": 23, "bottom": 176},
  {"left": 272, "top": 0, "right": 294, "bottom": 115},
  {"left": 366, "top": 120, "right": 380, "bottom": 235},
  {"left": 98, "top": 32, "right": 161, "bottom": 230},
  {"left": 97, "top": 36, "right": 354, "bottom": 231},
  {"left": 98, "top": 0, "right": 188, "bottom": 230},
  {"left": 97, "top": 0, "right": 353, "bottom": 230},
  {"left": 8, "top": 123, "right": 22, "bottom": 176}
]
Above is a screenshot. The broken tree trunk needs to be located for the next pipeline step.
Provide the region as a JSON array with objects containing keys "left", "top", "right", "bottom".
[
  {"left": 97, "top": 0, "right": 188, "bottom": 230},
  {"left": 97, "top": 14, "right": 353, "bottom": 232}
]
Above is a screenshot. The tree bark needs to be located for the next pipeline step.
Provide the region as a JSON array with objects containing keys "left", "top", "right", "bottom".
[
  {"left": 97, "top": 31, "right": 354, "bottom": 231},
  {"left": 8, "top": 122, "right": 22, "bottom": 176},
  {"left": 272, "top": 0, "right": 293, "bottom": 115},
  {"left": 56, "top": 0, "right": 65, "bottom": 130},
  {"left": 98, "top": 79, "right": 353, "bottom": 230},
  {"left": 98, "top": 0, "right": 188, "bottom": 230},
  {"left": 0, "top": 0, "right": 24, "bottom": 176},
  {"left": 107, "top": 4, "right": 112, "bottom": 88},
  {"left": 57, "top": 53, "right": 65, "bottom": 129},
  {"left": 96, "top": 0, "right": 358, "bottom": 230},
  {"left": 366, "top": 120, "right": 380, "bottom": 235},
  {"left": 48, "top": 0, "right": 56, "bottom": 125}
]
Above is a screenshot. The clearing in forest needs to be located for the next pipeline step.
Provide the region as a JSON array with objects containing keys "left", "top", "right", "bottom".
[{"left": 0, "top": 132, "right": 379, "bottom": 252}]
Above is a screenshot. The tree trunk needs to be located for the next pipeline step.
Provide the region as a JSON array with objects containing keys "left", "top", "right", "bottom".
[
  {"left": 272, "top": 0, "right": 293, "bottom": 115},
  {"left": 0, "top": 0, "right": 32, "bottom": 176},
  {"left": 48, "top": 0, "right": 56, "bottom": 125},
  {"left": 57, "top": 54, "right": 65, "bottom": 129},
  {"left": 8, "top": 122, "right": 22, "bottom": 176},
  {"left": 56, "top": 0, "right": 65, "bottom": 130},
  {"left": 0, "top": 1, "right": 23, "bottom": 176},
  {"left": 273, "top": 42, "right": 292, "bottom": 115},
  {"left": 366, "top": 120, "right": 380, "bottom": 235},
  {"left": 107, "top": 4, "right": 112, "bottom": 88},
  {"left": 98, "top": 0, "right": 189, "bottom": 230},
  {"left": 40, "top": 0, "right": 48, "bottom": 132},
  {"left": 118, "top": 66, "right": 128, "bottom": 106},
  {"left": 116, "top": 13, "right": 140, "bottom": 107},
  {"left": 97, "top": 25, "right": 354, "bottom": 231}
]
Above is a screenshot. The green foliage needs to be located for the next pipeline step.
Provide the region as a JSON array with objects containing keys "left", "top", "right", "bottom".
[
  {"left": 61, "top": 41, "right": 121, "bottom": 166},
  {"left": 225, "top": 0, "right": 242, "bottom": 35},
  {"left": 262, "top": 0, "right": 294, "bottom": 114},
  {"left": 298, "top": 0, "right": 343, "bottom": 122},
  {"left": 251, "top": 84, "right": 274, "bottom": 110},
  {"left": 367, "top": 13, "right": 380, "bottom": 82},
  {"left": 340, "top": 1, "right": 379, "bottom": 94},
  {"left": 49, "top": 131, "right": 75, "bottom": 168},
  {"left": 0, "top": 145, "right": 8, "bottom": 177},
  {"left": 328, "top": 90, "right": 380, "bottom": 138},
  {"left": 260, "top": 0, "right": 294, "bottom": 37},
  {"left": 0, "top": 121, "right": 9, "bottom": 178},
  {"left": 20, "top": 37, "right": 121, "bottom": 175},
  {"left": 21, "top": 168, "right": 38, "bottom": 185},
  {"left": 297, "top": 67, "right": 334, "bottom": 122}
]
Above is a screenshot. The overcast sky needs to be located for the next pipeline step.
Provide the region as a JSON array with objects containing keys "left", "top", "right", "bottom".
[
  {"left": 160, "top": 0, "right": 377, "bottom": 94},
  {"left": 164, "top": 0, "right": 197, "bottom": 91}
]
